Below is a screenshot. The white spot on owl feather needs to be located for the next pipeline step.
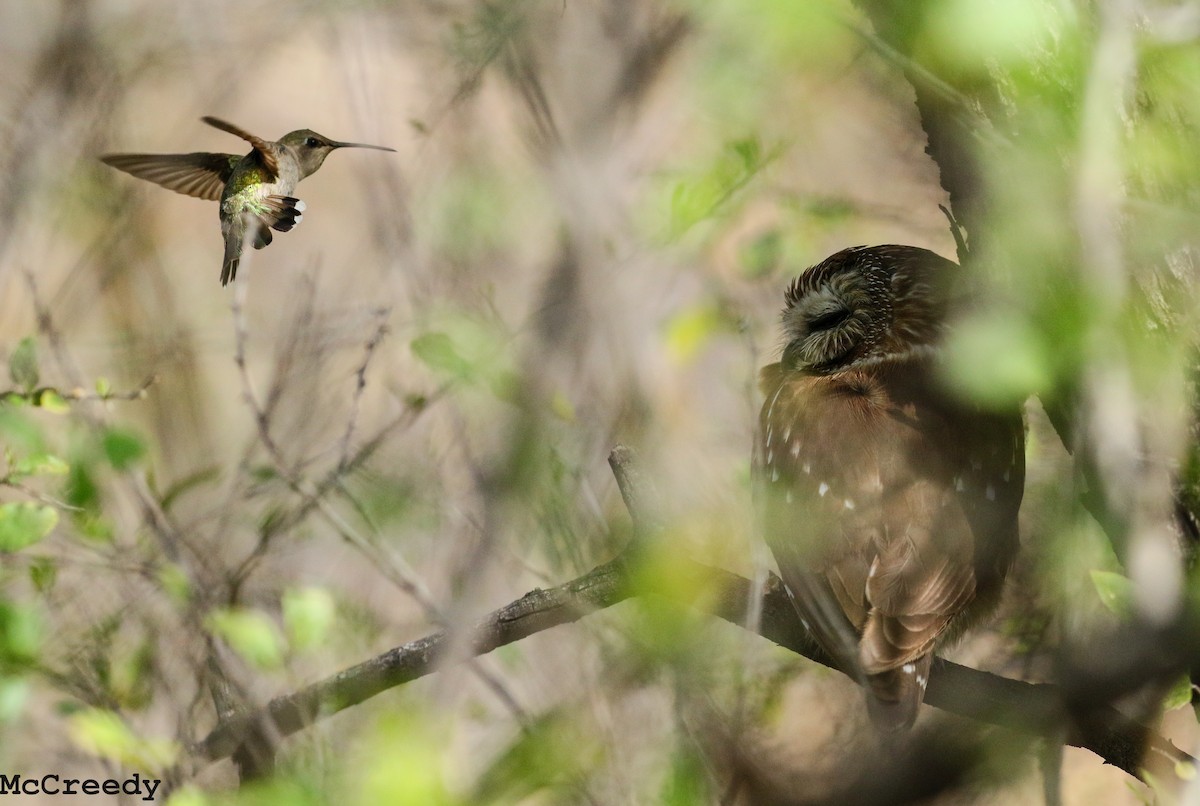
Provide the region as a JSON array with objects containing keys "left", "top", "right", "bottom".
[
  {"left": 765, "top": 385, "right": 785, "bottom": 427},
  {"left": 986, "top": 484, "right": 996, "bottom": 501},
  {"left": 802, "top": 462, "right": 811, "bottom": 474},
  {"left": 791, "top": 442, "right": 801, "bottom": 458},
  {"left": 818, "top": 482, "right": 829, "bottom": 497},
  {"left": 766, "top": 449, "right": 774, "bottom": 464},
  {"left": 771, "top": 469, "right": 779, "bottom": 482},
  {"left": 954, "top": 476, "right": 964, "bottom": 492},
  {"left": 902, "top": 663, "right": 916, "bottom": 674},
  {"left": 843, "top": 498, "right": 855, "bottom": 510},
  {"left": 785, "top": 491, "right": 794, "bottom": 504}
]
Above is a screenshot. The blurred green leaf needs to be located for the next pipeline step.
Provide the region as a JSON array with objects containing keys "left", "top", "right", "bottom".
[
  {"left": 0, "top": 502, "right": 58, "bottom": 551},
  {"left": 206, "top": 608, "right": 284, "bottom": 670},
  {"left": 8, "top": 452, "right": 68, "bottom": 479},
  {"left": 29, "top": 557, "right": 56, "bottom": 593},
  {"left": 473, "top": 709, "right": 599, "bottom": 804},
  {"left": 357, "top": 713, "right": 456, "bottom": 806},
  {"left": 661, "top": 743, "right": 711, "bottom": 806},
  {"left": 0, "top": 600, "right": 40, "bottom": 664},
  {"left": 942, "top": 312, "right": 1052, "bottom": 406},
  {"left": 926, "top": 0, "right": 1059, "bottom": 68},
  {"left": 8, "top": 338, "right": 38, "bottom": 393},
  {"left": 111, "top": 640, "right": 155, "bottom": 711},
  {"left": 411, "top": 332, "right": 473, "bottom": 379},
  {"left": 1090, "top": 569, "right": 1133, "bottom": 618},
  {"left": 102, "top": 427, "right": 146, "bottom": 470},
  {"left": 65, "top": 461, "right": 100, "bottom": 512},
  {"left": 739, "top": 230, "right": 782, "bottom": 278},
  {"left": 67, "top": 708, "right": 178, "bottom": 773},
  {"left": 667, "top": 137, "right": 780, "bottom": 239},
  {"left": 282, "top": 587, "right": 336, "bottom": 653},
  {"left": 157, "top": 563, "right": 192, "bottom": 604},
  {"left": 1162, "top": 674, "right": 1193, "bottom": 712},
  {"left": 94, "top": 376, "right": 111, "bottom": 397},
  {"left": 35, "top": 389, "right": 69, "bottom": 413},
  {"left": 549, "top": 391, "right": 576, "bottom": 423},
  {"left": 0, "top": 678, "right": 29, "bottom": 723},
  {"left": 0, "top": 409, "right": 44, "bottom": 454},
  {"left": 665, "top": 302, "right": 732, "bottom": 364}
]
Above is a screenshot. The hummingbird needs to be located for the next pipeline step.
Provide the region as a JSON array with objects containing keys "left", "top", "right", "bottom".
[{"left": 101, "top": 116, "right": 396, "bottom": 285}]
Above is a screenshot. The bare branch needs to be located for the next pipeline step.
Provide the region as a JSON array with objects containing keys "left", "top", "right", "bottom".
[{"left": 194, "top": 447, "right": 1193, "bottom": 784}]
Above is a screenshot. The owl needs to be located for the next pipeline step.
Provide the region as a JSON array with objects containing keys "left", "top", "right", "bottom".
[{"left": 755, "top": 245, "right": 1024, "bottom": 730}]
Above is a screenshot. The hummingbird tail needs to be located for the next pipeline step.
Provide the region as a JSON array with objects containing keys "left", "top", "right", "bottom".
[
  {"left": 221, "top": 251, "right": 240, "bottom": 286},
  {"left": 259, "top": 195, "right": 306, "bottom": 233}
]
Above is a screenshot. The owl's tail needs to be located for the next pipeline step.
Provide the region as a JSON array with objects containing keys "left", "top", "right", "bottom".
[{"left": 864, "top": 653, "right": 933, "bottom": 732}]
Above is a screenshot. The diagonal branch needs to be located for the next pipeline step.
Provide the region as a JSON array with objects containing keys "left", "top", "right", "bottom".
[{"left": 194, "top": 448, "right": 1195, "bottom": 783}]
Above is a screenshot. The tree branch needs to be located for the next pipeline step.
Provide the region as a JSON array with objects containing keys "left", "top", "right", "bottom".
[{"left": 194, "top": 447, "right": 1194, "bottom": 784}]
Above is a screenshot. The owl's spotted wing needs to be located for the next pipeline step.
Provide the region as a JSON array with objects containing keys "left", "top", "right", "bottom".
[
  {"left": 756, "top": 362, "right": 886, "bottom": 679},
  {"left": 100, "top": 152, "right": 239, "bottom": 201},
  {"left": 756, "top": 360, "right": 1023, "bottom": 730}
]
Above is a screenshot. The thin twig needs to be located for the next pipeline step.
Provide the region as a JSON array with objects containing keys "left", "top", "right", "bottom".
[{"left": 337, "top": 307, "right": 390, "bottom": 472}]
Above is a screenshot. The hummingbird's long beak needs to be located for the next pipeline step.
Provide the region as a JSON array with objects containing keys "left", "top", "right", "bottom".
[{"left": 332, "top": 141, "right": 396, "bottom": 152}]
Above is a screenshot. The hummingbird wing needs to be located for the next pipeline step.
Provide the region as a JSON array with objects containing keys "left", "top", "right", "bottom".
[
  {"left": 100, "top": 152, "right": 239, "bottom": 201},
  {"left": 200, "top": 116, "right": 280, "bottom": 178}
]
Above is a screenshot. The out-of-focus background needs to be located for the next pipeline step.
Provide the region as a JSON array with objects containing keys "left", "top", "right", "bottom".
[{"left": 1, "top": 0, "right": 1198, "bottom": 803}]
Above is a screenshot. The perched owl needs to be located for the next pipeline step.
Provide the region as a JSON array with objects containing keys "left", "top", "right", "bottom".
[{"left": 756, "top": 244, "right": 1024, "bottom": 730}]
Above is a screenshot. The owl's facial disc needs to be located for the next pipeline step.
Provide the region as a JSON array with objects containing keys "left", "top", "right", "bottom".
[{"left": 782, "top": 290, "right": 861, "bottom": 372}]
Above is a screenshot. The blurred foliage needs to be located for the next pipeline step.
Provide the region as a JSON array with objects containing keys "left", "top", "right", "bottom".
[{"left": 0, "top": 0, "right": 1198, "bottom": 802}]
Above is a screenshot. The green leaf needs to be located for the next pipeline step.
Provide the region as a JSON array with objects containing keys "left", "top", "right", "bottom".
[
  {"left": 9, "top": 452, "right": 69, "bottom": 479},
  {"left": 157, "top": 563, "right": 192, "bottom": 604},
  {"left": 411, "top": 332, "right": 472, "bottom": 379},
  {"left": 0, "top": 409, "right": 45, "bottom": 453},
  {"left": 357, "top": 714, "right": 455, "bottom": 806},
  {"left": 1090, "top": 569, "right": 1133, "bottom": 617},
  {"left": 739, "top": 230, "right": 782, "bottom": 278},
  {"left": 664, "top": 303, "right": 731, "bottom": 364},
  {"left": 94, "top": 376, "right": 112, "bottom": 397},
  {"left": 65, "top": 461, "right": 100, "bottom": 512},
  {"left": 665, "top": 136, "right": 780, "bottom": 238},
  {"left": 942, "top": 312, "right": 1052, "bottom": 406},
  {"left": 0, "top": 503, "right": 58, "bottom": 551},
  {"left": 1162, "top": 674, "right": 1194, "bottom": 712},
  {"left": 472, "top": 710, "right": 598, "bottom": 803},
  {"left": 8, "top": 338, "right": 38, "bottom": 393},
  {"left": 35, "top": 389, "right": 69, "bottom": 413},
  {"left": 102, "top": 428, "right": 146, "bottom": 470},
  {"left": 661, "top": 744, "right": 711, "bottom": 806},
  {"left": 67, "top": 708, "right": 178, "bottom": 773},
  {"left": 29, "top": 557, "right": 56, "bottom": 592},
  {"left": 0, "top": 601, "right": 40, "bottom": 663},
  {"left": 206, "top": 608, "right": 284, "bottom": 669},
  {"left": 0, "top": 678, "right": 29, "bottom": 723},
  {"left": 282, "top": 587, "right": 336, "bottom": 653}
]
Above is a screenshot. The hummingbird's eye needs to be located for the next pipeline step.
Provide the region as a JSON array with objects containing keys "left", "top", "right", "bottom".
[{"left": 304, "top": 136, "right": 320, "bottom": 148}]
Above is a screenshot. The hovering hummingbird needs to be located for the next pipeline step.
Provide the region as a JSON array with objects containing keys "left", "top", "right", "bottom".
[{"left": 101, "top": 116, "right": 396, "bottom": 285}]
